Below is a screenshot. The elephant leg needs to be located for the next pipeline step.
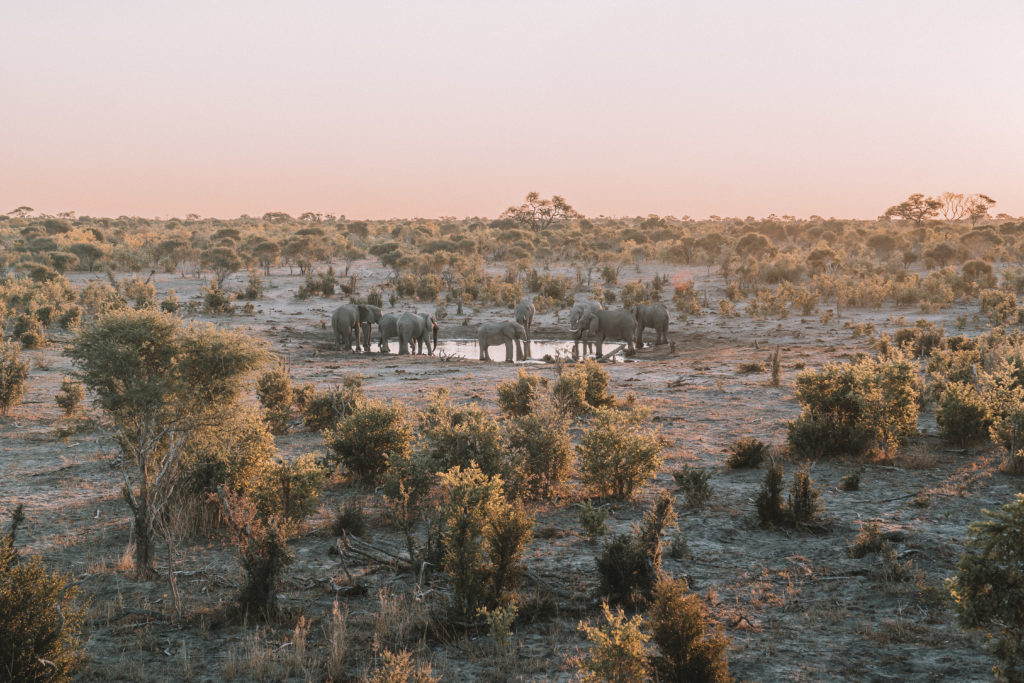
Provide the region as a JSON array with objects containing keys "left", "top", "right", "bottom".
[
  {"left": 515, "top": 339, "right": 524, "bottom": 362},
  {"left": 399, "top": 337, "right": 408, "bottom": 355},
  {"left": 504, "top": 340, "right": 514, "bottom": 362},
  {"left": 595, "top": 341, "right": 603, "bottom": 358},
  {"left": 481, "top": 344, "right": 491, "bottom": 361},
  {"left": 362, "top": 324, "right": 371, "bottom": 352}
]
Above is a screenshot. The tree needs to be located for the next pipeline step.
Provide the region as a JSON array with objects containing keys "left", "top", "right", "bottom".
[
  {"left": 500, "top": 192, "right": 579, "bottom": 232},
  {"left": 68, "top": 310, "right": 267, "bottom": 577},
  {"left": 939, "top": 192, "right": 970, "bottom": 223},
  {"left": 200, "top": 246, "right": 243, "bottom": 284},
  {"left": 967, "top": 194, "right": 997, "bottom": 227},
  {"left": 884, "top": 193, "right": 942, "bottom": 224}
]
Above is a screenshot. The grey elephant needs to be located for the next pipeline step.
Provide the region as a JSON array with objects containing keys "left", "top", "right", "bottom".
[
  {"left": 377, "top": 312, "right": 399, "bottom": 353},
  {"left": 631, "top": 303, "right": 669, "bottom": 347},
  {"left": 330, "top": 303, "right": 360, "bottom": 351},
  {"left": 397, "top": 312, "right": 438, "bottom": 355},
  {"left": 477, "top": 321, "right": 527, "bottom": 362},
  {"left": 575, "top": 309, "right": 636, "bottom": 358},
  {"left": 514, "top": 299, "right": 536, "bottom": 358},
  {"left": 568, "top": 300, "right": 603, "bottom": 357},
  {"left": 357, "top": 304, "right": 383, "bottom": 352}
]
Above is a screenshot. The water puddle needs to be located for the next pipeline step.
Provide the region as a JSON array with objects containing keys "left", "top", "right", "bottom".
[{"left": 432, "top": 339, "right": 629, "bottom": 363}]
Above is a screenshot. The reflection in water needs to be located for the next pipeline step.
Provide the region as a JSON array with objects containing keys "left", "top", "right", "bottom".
[{"left": 430, "top": 339, "right": 626, "bottom": 363}]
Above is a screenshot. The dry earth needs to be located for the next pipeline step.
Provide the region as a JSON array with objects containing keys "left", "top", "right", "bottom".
[{"left": 1, "top": 259, "right": 1017, "bottom": 681}]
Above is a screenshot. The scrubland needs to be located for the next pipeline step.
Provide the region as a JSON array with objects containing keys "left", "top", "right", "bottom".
[{"left": 2, "top": 196, "right": 1024, "bottom": 681}]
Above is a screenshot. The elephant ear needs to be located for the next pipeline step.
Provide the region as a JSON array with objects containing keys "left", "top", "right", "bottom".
[{"left": 589, "top": 315, "right": 599, "bottom": 335}]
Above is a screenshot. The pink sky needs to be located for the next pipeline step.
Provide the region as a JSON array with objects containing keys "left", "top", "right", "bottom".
[{"left": 2, "top": 1, "right": 1022, "bottom": 220}]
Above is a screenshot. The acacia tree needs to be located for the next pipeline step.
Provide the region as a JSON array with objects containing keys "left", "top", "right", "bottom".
[
  {"left": 68, "top": 309, "right": 267, "bottom": 577},
  {"left": 501, "top": 192, "right": 579, "bottom": 232},
  {"left": 884, "top": 193, "right": 942, "bottom": 224}
]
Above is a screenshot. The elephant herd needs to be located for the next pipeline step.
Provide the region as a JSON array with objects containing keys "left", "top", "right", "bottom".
[{"left": 329, "top": 299, "right": 670, "bottom": 363}]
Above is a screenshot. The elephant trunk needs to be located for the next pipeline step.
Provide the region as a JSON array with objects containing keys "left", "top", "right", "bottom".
[{"left": 432, "top": 325, "right": 438, "bottom": 353}]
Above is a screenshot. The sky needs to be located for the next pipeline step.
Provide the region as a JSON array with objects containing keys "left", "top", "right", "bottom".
[{"left": 2, "top": 0, "right": 1022, "bottom": 220}]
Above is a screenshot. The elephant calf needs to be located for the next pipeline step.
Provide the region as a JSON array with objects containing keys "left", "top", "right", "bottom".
[
  {"left": 477, "top": 321, "right": 527, "bottom": 362},
  {"left": 397, "top": 312, "right": 438, "bottom": 355}
]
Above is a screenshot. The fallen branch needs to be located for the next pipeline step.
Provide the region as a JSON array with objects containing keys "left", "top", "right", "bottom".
[{"left": 598, "top": 344, "right": 626, "bottom": 362}]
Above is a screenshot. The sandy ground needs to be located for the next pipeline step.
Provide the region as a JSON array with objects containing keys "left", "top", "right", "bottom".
[{"left": 1, "top": 259, "right": 1015, "bottom": 681}]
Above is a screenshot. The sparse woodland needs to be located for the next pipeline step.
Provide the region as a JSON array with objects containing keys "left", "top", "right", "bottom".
[{"left": 3, "top": 193, "right": 1024, "bottom": 680}]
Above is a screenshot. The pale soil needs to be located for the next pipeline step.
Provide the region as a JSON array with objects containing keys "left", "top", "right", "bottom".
[{"left": 1, "top": 259, "right": 1016, "bottom": 681}]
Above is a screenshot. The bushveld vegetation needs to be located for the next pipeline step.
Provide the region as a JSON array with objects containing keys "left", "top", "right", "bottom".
[{"left": 1, "top": 192, "right": 1023, "bottom": 678}]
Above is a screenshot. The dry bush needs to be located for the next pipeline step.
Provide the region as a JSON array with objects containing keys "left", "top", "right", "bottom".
[
  {"left": 365, "top": 648, "right": 439, "bottom": 683},
  {"left": 254, "top": 452, "right": 326, "bottom": 523},
  {"left": 255, "top": 364, "right": 293, "bottom": 434},
  {"left": 331, "top": 499, "right": 368, "bottom": 538},
  {"left": 849, "top": 521, "right": 885, "bottom": 558},
  {"left": 302, "top": 375, "right": 365, "bottom": 431},
  {"left": 726, "top": 437, "right": 767, "bottom": 469}
]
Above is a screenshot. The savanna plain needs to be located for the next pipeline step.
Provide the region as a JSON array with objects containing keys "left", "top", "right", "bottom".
[{"left": 2, "top": 194, "right": 1024, "bottom": 682}]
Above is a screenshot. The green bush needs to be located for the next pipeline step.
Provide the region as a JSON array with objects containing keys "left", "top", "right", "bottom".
[
  {"left": 57, "top": 305, "right": 82, "bottom": 329},
  {"left": 438, "top": 465, "right": 533, "bottom": 617},
  {"left": 121, "top": 276, "right": 156, "bottom": 309},
  {"left": 673, "top": 467, "right": 713, "bottom": 508},
  {"left": 55, "top": 376, "right": 84, "bottom": 417},
  {"left": 0, "top": 506, "right": 86, "bottom": 682},
  {"left": 13, "top": 314, "right": 44, "bottom": 349},
  {"left": 254, "top": 452, "right": 326, "bottom": 523},
  {"left": 649, "top": 576, "right": 733, "bottom": 683},
  {"left": 726, "top": 437, "right": 767, "bottom": 468},
  {"left": 255, "top": 365, "right": 293, "bottom": 434},
  {"left": 553, "top": 359, "right": 616, "bottom": 416},
  {"left": 326, "top": 398, "right": 413, "bottom": 484},
  {"left": 504, "top": 397, "right": 573, "bottom": 498},
  {"left": 495, "top": 368, "right": 549, "bottom": 417},
  {"left": 0, "top": 339, "right": 30, "bottom": 416},
  {"left": 202, "top": 280, "right": 234, "bottom": 314},
  {"left": 936, "top": 381, "right": 990, "bottom": 448},
  {"left": 755, "top": 462, "right": 786, "bottom": 526},
  {"left": 949, "top": 494, "right": 1024, "bottom": 680},
  {"left": 576, "top": 603, "right": 651, "bottom": 683},
  {"left": 596, "top": 494, "right": 674, "bottom": 606},
  {"left": 331, "top": 500, "right": 367, "bottom": 538},
  {"left": 218, "top": 490, "right": 293, "bottom": 617},
  {"left": 579, "top": 501, "right": 610, "bottom": 542},
  {"left": 418, "top": 389, "right": 506, "bottom": 477},
  {"left": 788, "top": 465, "right": 823, "bottom": 525},
  {"left": 579, "top": 406, "right": 663, "bottom": 499},
  {"left": 159, "top": 290, "right": 179, "bottom": 314}
]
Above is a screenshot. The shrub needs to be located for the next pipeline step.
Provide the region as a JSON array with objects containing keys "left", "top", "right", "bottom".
[
  {"left": 620, "top": 280, "right": 650, "bottom": 307},
  {"left": 218, "top": 489, "right": 293, "bottom": 617},
  {"left": 256, "top": 365, "right": 293, "bottom": 434},
  {"left": 673, "top": 467, "right": 713, "bottom": 508},
  {"left": 495, "top": 368, "right": 549, "bottom": 417},
  {"left": 302, "top": 376, "right": 365, "bottom": 431},
  {"left": 596, "top": 494, "right": 674, "bottom": 606},
  {"left": 949, "top": 494, "right": 1024, "bottom": 680},
  {"left": 438, "top": 465, "right": 533, "bottom": 617},
  {"left": 839, "top": 468, "right": 863, "bottom": 491},
  {"left": 737, "top": 361, "right": 763, "bottom": 374},
  {"left": 673, "top": 280, "right": 702, "bottom": 317},
  {"left": 241, "top": 270, "right": 264, "bottom": 300},
  {"left": 121, "top": 276, "right": 156, "bottom": 309},
  {"left": 326, "top": 399, "right": 413, "bottom": 484},
  {"left": 13, "top": 314, "right": 44, "bottom": 348},
  {"left": 553, "top": 359, "right": 615, "bottom": 416},
  {"left": 579, "top": 501, "right": 610, "bottom": 542},
  {"left": 849, "top": 521, "right": 885, "bottom": 558},
  {"left": 331, "top": 500, "right": 368, "bottom": 538},
  {"left": 0, "top": 339, "right": 30, "bottom": 416},
  {"left": 649, "top": 576, "right": 733, "bottom": 683},
  {"left": 576, "top": 603, "right": 651, "bottom": 683},
  {"left": 0, "top": 505, "right": 86, "bottom": 683},
  {"left": 365, "top": 649, "right": 439, "bottom": 683},
  {"left": 57, "top": 304, "right": 82, "bottom": 329},
  {"left": 788, "top": 465, "right": 823, "bottom": 525},
  {"left": 726, "top": 437, "right": 767, "bottom": 468},
  {"left": 579, "top": 406, "right": 663, "bottom": 499},
  {"left": 755, "top": 462, "right": 786, "bottom": 526},
  {"left": 504, "top": 397, "right": 573, "bottom": 498},
  {"left": 418, "top": 389, "right": 505, "bottom": 476},
  {"left": 254, "top": 453, "right": 326, "bottom": 523},
  {"left": 202, "top": 280, "right": 234, "bottom": 313},
  {"left": 936, "top": 381, "right": 989, "bottom": 448},
  {"left": 160, "top": 290, "right": 179, "bottom": 314},
  {"left": 55, "top": 376, "right": 84, "bottom": 417}
]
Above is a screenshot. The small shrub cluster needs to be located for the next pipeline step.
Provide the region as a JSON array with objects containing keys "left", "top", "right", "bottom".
[
  {"left": 579, "top": 501, "right": 610, "bottom": 542},
  {"left": 302, "top": 375, "right": 365, "bottom": 431},
  {"left": 673, "top": 467, "right": 713, "bottom": 508},
  {"left": 202, "top": 279, "right": 234, "bottom": 314},
  {"left": 756, "top": 463, "right": 823, "bottom": 527},
  {"left": 495, "top": 368, "right": 549, "bottom": 417},
  {"left": 331, "top": 500, "right": 368, "bottom": 538},
  {"left": 596, "top": 494, "right": 674, "bottom": 606},
  {"left": 553, "top": 358, "right": 616, "bottom": 416},
  {"left": 418, "top": 388, "right": 505, "bottom": 476},
  {"left": 0, "top": 338, "right": 30, "bottom": 416},
  {"left": 726, "top": 437, "right": 767, "bottom": 468},
  {"left": 296, "top": 269, "right": 336, "bottom": 299},
  {"left": 256, "top": 364, "right": 293, "bottom": 434},
  {"left": 936, "top": 381, "right": 989, "bottom": 448},
  {"left": 54, "top": 376, "right": 85, "bottom": 417},
  {"left": 326, "top": 398, "right": 413, "bottom": 484},
  {"left": 505, "top": 397, "right": 573, "bottom": 498}
]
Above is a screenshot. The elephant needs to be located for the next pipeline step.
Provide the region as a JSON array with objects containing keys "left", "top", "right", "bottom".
[
  {"left": 377, "top": 313, "right": 399, "bottom": 353},
  {"left": 330, "top": 304, "right": 360, "bottom": 351},
  {"left": 514, "top": 299, "right": 536, "bottom": 358},
  {"left": 575, "top": 309, "right": 636, "bottom": 358},
  {"left": 477, "top": 321, "right": 527, "bottom": 362},
  {"left": 568, "top": 300, "right": 603, "bottom": 357},
  {"left": 397, "top": 312, "right": 438, "bottom": 355},
  {"left": 631, "top": 303, "right": 669, "bottom": 347},
  {"left": 357, "top": 304, "right": 383, "bottom": 352}
]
